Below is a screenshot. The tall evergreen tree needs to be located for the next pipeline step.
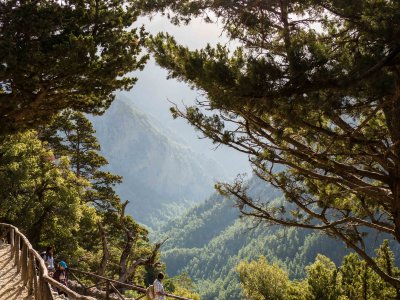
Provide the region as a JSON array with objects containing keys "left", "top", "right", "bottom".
[
  {"left": 339, "top": 253, "right": 370, "bottom": 300},
  {"left": 139, "top": 0, "right": 400, "bottom": 290},
  {"left": 0, "top": 0, "right": 148, "bottom": 134},
  {"left": 41, "top": 110, "right": 122, "bottom": 213},
  {"left": 373, "top": 241, "right": 400, "bottom": 299},
  {"left": 40, "top": 110, "right": 162, "bottom": 283}
]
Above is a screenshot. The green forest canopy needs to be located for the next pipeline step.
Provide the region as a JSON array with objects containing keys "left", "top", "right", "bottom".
[{"left": 237, "top": 243, "right": 400, "bottom": 300}]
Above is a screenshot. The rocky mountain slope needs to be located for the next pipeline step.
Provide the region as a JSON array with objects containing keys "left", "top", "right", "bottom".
[{"left": 90, "top": 97, "right": 225, "bottom": 228}]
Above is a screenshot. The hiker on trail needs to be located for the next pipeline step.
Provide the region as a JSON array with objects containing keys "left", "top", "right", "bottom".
[
  {"left": 41, "top": 246, "right": 55, "bottom": 273},
  {"left": 53, "top": 260, "right": 68, "bottom": 296},
  {"left": 153, "top": 272, "right": 166, "bottom": 300}
]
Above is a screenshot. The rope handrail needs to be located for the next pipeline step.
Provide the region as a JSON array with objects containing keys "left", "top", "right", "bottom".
[{"left": 0, "top": 223, "right": 95, "bottom": 300}]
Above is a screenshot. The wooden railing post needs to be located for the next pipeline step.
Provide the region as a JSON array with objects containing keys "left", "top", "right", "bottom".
[
  {"left": 9, "top": 228, "right": 15, "bottom": 249},
  {"left": 42, "top": 283, "right": 51, "bottom": 300},
  {"left": 15, "top": 234, "right": 20, "bottom": 269},
  {"left": 33, "top": 255, "right": 39, "bottom": 300},
  {"left": 10, "top": 228, "right": 15, "bottom": 258},
  {"left": 39, "top": 266, "right": 51, "bottom": 300},
  {"left": 22, "top": 243, "right": 28, "bottom": 285},
  {"left": 28, "top": 251, "right": 34, "bottom": 296},
  {"left": 38, "top": 265, "right": 45, "bottom": 300}
]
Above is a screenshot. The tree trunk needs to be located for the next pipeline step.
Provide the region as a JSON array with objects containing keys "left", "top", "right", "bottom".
[{"left": 97, "top": 222, "right": 109, "bottom": 278}]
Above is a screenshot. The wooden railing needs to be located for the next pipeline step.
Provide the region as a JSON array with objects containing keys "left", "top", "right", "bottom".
[
  {"left": 69, "top": 268, "right": 193, "bottom": 300},
  {"left": 0, "top": 223, "right": 95, "bottom": 300},
  {"left": 0, "top": 223, "right": 194, "bottom": 300}
]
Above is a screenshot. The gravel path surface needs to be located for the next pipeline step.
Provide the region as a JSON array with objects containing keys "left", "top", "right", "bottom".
[{"left": 0, "top": 244, "right": 31, "bottom": 300}]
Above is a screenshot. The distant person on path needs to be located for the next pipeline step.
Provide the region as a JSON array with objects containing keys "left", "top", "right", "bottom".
[
  {"left": 154, "top": 272, "right": 166, "bottom": 300},
  {"left": 41, "top": 246, "right": 55, "bottom": 273},
  {"left": 53, "top": 260, "right": 68, "bottom": 296}
]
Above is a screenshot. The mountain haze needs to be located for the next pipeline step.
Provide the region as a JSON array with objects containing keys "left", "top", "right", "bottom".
[{"left": 91, "top": 97, "right": 225, "bottom": 227}]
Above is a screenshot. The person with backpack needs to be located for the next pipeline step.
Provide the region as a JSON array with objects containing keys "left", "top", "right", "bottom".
[
  {"left": 53, "top": 260, "right": 68, "bottom": 296},
  {"left": 41, "top": 246, "right": 55, "bottom": 273},
  {"left": 153, "top": 272, "right": 166, "bottom": 300}
]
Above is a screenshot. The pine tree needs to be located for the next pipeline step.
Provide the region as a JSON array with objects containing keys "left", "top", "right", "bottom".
[
  {"left": 237, "top": 256, "right": 289, "bottom": 300},
  {"left": 41, "top": 110, "right": 122, "bottom": 213},
  {"left": 339, "top": 253, "right": 370, "bottom": 300},
  {"left": 306, "top": 254, "right": 341, "bottom": 300},
  {"left": 372, "top": 241, "right": 400, "bottom": 299},
  {"left": 40, "top": 110, "right": 162, "bottom": 283},
  {"left": 0, "top": 0, "right": 148, "bottom": 134}
]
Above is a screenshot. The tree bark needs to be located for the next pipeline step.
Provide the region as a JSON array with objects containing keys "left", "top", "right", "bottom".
[{"left": 97, "top": 222, "right": 109, "bottom": 278}]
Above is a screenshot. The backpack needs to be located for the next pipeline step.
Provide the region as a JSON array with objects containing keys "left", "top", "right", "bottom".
[{"left": 146, "top": 285, "right": 155, "bottom": 299}]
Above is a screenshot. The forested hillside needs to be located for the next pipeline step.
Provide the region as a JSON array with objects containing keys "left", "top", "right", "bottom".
[
  {"left": 90, "top": 97, "right": 225, "bottom": 228},
  {"left": 159, "top": 176, "right": 399, "bottom": 299}
]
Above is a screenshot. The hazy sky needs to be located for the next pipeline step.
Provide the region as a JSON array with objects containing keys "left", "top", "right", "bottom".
[{"left": 119, "top": 15, "right": 252, "bottom": 180}]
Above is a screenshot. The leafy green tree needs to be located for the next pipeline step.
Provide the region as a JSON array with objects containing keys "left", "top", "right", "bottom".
[
  {"left": 237, "top": 256, "right": 289, "bottom": 300},
  {"left": 306, "top": 254, "right": 340, "bottom": 300},
  {"left": 0, "top": 0, "right": 147, "bottom": 135},
  {"left": 139, "top": 0, "right": 400, "bottom": 290},
  {"left": 285, "top": 280, "right": 312, "bottom": 300},
  {"left": 237, "top": 256, "right": 311, "bottom": 300},
  {"left": 0, "top": 130, "right": 86, "bottom": 251}
]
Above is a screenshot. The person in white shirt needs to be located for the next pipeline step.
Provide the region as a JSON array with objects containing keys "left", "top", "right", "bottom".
[
  {"left": 41, "top": 246, "right": 55, "bottom": 273},
  {"left": 153, "top": 272, "right": 166, "bottom": 300}
]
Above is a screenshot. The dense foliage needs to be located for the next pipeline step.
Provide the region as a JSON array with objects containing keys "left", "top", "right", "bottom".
[
  {"left": 0, "top": 124, "right": 159, "bottom": 287},
  {"left": 139, "top": 0, "right": 400, "bottom": 290},
  {"left": 0, "top": 0, "right": 147, "bottom": 134},
  {"left": 0, "top": 131, "right": 85, "bottom": 249},
  {"left": 238, "top": 241, "right": 400, "bottom": 300}
]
